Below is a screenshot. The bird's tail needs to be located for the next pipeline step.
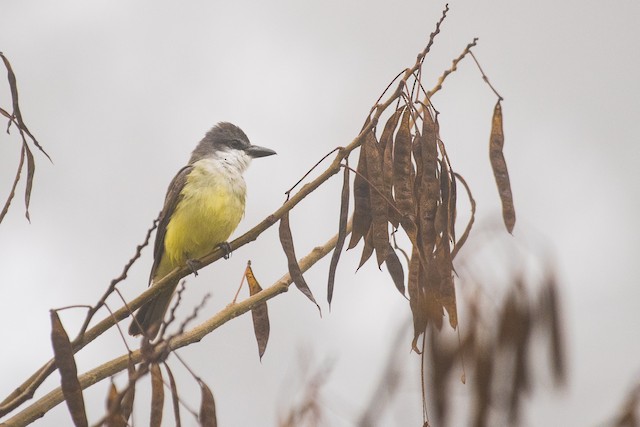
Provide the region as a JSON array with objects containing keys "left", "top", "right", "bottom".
[{"left": 128, "top": 279, "right": 178, "bottom": 338}]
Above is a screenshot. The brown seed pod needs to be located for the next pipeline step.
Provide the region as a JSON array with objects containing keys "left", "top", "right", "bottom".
[{"left": 489, "top": 101, "right": 516, "bottom": 233}]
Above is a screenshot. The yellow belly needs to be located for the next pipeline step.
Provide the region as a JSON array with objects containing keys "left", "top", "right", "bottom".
[{"left": 157, "top": 163, "right": 246, "bottom": 278}]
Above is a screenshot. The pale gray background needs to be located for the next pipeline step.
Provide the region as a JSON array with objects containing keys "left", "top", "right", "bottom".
[{"left": 1, "top": 1, "right": 639, "bottom": 426}]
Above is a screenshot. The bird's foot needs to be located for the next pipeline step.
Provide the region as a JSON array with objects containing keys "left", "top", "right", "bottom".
[
  {"left": 186, "top": 258, "right": 201, "bottom": 276},
  {"left": 218, "top": 242, "right": 232, "bottom": 260}
]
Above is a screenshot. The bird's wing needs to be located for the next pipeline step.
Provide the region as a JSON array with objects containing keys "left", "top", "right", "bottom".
[{"left": 149, "top": 165, "right": 193, "bottom": 284}]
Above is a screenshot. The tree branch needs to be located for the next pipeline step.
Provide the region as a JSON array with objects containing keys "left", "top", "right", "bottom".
[{"left": 3, "top": 222, "right": 351, "bottom": 427}]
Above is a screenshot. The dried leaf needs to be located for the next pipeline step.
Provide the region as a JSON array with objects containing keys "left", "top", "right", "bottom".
[
  {"left": 348, "top": 143, "right": 372, "bottom": 249},
  {"left": 489, "top": 101, "right": 515, "bottom": 233},
  {"left": 327, "top": 165, "right": 350, "bottom": 305},
  {"left": 364, "top": 130, "right": 389, "bottom": 267},
  {"left": 1, "top": 52, "right": 22, "bottom": 122},
  {"left": 50, "top": 311, "right": 88, "bottom": 427},
  {"left": 164, "top": 364, "right": 182, "bottom": 427},
  {"left": 0, "top": 52, "right": 50, "bottom": 159},
  {"left": 393, "top": 108, "right": 415, "bottom": 219},
  {"left": 0, "top": 145, "right": 26, "bottom": 224},
  {"left": 150, "top": 363, "right": 164, "bottom": 427},
  {"left": 23, "top": 144, "right": 35, "bottom": 222},
  {"left": 198, "top": 380, "right": 217, "bottom": 427},
  {"left": 246, "top": 262, "right": 270, "bottom": 360},
  {"left": 279, "top": 211, "right": 321, "bottom": 314}
]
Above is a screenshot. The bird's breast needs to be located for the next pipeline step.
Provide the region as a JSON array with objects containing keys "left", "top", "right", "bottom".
[{"left": 162, "top": 159, "right": 247, "bottom": 267}]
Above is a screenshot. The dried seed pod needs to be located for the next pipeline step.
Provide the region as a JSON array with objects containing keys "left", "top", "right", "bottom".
[
  {"left": 50, "top": 311, "right": 88, "bottom": 427},
  {"left": 246, "top": 262, "right": 270, "bottom": 360},
  {"left": 364, "top": 130, "right": 390, "bottom": 267},
  {"left": 328, "top": 165, "right": 350, "bottom": 305},
  {"left": 408, "top": 249, "right": 426, "bottom": 352},
  {"left": 279, "top": 211, "right": 321, "bottom": 313},
  {"left": 393, "top": 108, "right": 415, "bottom": 219},
  {"left": 417, "top": 109, "right": 439, "bottom": 257},
  {"left": 198, "top": 380, "right": 217, "bottom": 427},
  {"left": 150, "top": 363, "right": 164, "bottom": 427},
  {"left": 348, "top": 143, "right": 372, "bottom": 249},
  {"left": 489, "top": 101, "right": 516, "bottom": 233},
  {"left": 381, "top": 108, "right": 403, "bottom": 227},
  {"left": 384, "top": 244, "right": 406, "bottom": 296},
  {"left": 164, "top": 364, "right": 182, "bottom": 427}
]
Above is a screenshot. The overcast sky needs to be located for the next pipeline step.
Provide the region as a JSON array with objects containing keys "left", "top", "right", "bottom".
[{"left": 1, "top": 1, "right": 639, "bottom": 426}]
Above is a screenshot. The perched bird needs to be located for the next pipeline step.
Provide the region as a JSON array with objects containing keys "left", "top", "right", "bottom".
[{"left": 129, "top": 122, "right": 276, "bottom": 337}]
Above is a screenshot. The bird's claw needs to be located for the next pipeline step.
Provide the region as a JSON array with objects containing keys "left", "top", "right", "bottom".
[
  {"left": 219, "top": 242, "right": 232, "bottom": 260},
  {"left": 186, "top": 259, "right": 201, "bottom": 276}
]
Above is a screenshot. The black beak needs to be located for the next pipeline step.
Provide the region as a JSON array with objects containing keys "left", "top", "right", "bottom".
[{"left": 245, "top": 145, "right": 277, "bottom": 158}]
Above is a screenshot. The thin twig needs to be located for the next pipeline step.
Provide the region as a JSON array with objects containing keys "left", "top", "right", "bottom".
[{"left": 469, "top": 51, "right": 503, "bottom": 100}]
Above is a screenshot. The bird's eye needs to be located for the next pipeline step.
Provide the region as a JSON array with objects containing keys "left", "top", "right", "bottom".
[{"left": 229, "top": 139, "right": 244, "bottom": 150}]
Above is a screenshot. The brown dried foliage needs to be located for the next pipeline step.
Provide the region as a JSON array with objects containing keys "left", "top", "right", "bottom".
[
  {"left": 348, "top": 100, "right": 471, "bottom": 350},
  {"left": 279, "top": 210, "right": 321, "bottom": 313},
  {"left": 198, "top": 380, "right": 217, "bottom": 427},
  {"left": 416, "top": 253, "right": 567, "bottom": 427},
  {"left": 246, "top": 261, "right": 271, "bottom": 360},
  {"left": 50, "top": 311, "right": 88, "bottom": 427},
  {"left": 1, "top": 5, "right": 527, "bottom": 427},
  {"left": 149, "top": 363, "right": 164, "bottom": 427},
  {"left": 0, "top": 52, "right": 50, "bottom": 224}
]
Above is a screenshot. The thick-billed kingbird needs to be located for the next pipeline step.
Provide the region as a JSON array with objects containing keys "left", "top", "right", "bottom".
[{"left": 129, "top": 122, "right": 276, "bottom": 337}]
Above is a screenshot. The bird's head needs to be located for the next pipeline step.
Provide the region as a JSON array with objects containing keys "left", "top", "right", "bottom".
[{"left": 189, "top": 122, "right": 276, "bottom": 172}]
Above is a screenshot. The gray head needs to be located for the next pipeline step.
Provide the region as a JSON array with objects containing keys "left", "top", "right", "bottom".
[{"left": 189, "top": 122, "right": 276, "bottom": 166}]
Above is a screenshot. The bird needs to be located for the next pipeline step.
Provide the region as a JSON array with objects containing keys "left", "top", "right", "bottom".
[{"left": 129, "top": 122, "right": 276, "bottom": 338}]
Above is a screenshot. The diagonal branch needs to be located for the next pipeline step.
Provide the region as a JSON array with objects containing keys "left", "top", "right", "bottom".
[{"left": 2, "top": 221, "right": 351, "bottom": 427}]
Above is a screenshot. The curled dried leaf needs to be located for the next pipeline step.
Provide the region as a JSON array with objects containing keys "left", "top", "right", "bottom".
[
  {"left": 279, "top": 211, "right": 321, "bottom": 314},
  {"left": 327, "top": 165, "right": 350, "bottom": 305},
  {"left": 246, "top": 262, "right": 270, "bottom": 360},
  {"left": 50, "top": 311, "right": 88, "bottom": 427},
  {"left": 489, "top": 101, "right": 515, "bottom": 233}
]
